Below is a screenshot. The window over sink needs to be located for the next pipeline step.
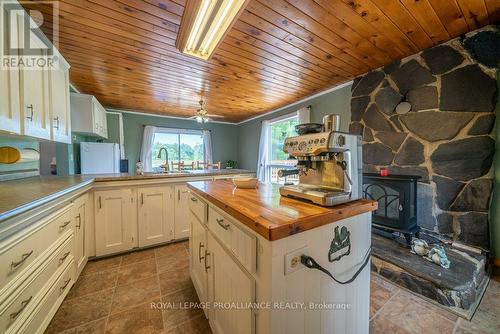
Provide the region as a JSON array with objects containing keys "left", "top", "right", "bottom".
[{"left": 152, "top": 131, "right": 205, "bottom": 170}]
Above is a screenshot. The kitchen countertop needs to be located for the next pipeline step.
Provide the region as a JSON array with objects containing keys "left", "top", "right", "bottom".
[
  {"left": 187, "top": 180, "right": 378, "bottom": 241},
  {"left": 0, "top": 169, "right": 253, "bottom": 223}
]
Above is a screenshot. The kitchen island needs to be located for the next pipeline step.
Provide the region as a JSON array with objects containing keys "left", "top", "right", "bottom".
[{"left": 187, "top": 180, "right": 377, "bottom": 334}]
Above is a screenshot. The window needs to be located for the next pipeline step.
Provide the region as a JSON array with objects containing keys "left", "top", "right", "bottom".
[
  {"left": 151, "top": 130, "right": 205, "bottom": 170},
  {"left": 267, "top": 115, "right": 298, "bottom": 184}
]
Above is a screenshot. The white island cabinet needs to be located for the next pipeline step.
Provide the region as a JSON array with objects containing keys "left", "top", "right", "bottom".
[{"left": 188, "top": 180, "right": 376, "bottom": 334}]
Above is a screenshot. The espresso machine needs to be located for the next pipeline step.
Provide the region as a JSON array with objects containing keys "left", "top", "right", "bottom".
[{"left": 279, "top": 115, "right": 363, "bottom": 206}]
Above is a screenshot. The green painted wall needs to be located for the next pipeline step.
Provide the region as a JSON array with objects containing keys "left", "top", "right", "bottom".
[
  {"left": 0, "top": 135, "right": 39, "bottom": 174},
  {"left": 118, "top": 113, "right": 240, "bottom": 173},
  {"left": 236, "top": 84, "right": 352, "bottom": 170},
  {"left": 490, "top": 70, "right": 500, "bottom": 258}
]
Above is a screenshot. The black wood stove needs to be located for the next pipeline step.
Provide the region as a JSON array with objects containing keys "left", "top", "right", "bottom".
[{"left": 362, "top": 173, "right": 420, "bottom": 245}]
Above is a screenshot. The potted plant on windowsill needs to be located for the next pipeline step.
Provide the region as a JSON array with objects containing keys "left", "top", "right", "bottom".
[{"left": 226, "top": 160, "right": 237, "bottom": 169}]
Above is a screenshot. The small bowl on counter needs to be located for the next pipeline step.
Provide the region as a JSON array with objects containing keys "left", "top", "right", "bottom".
[{"left": 232, "top": 176, "right": 259, "bottom": 189}]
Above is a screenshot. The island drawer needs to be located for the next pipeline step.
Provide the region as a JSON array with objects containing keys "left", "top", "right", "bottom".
[
  {"left": 0, "top": 234, "right": 74, "bottom": 333},
  {"left": 208, "top": 207, "right": 257, "bottom": 273},
  {"left": 0, "top": 204, "right": 74, "bottom": 290},
  {"left": 189, "top": 193, "right": 207, "bottom": 224}
]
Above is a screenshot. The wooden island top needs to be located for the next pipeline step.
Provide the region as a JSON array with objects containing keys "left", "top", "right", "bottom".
[{"left": 187, "top": 180, "right": 378, "bottom": 241}]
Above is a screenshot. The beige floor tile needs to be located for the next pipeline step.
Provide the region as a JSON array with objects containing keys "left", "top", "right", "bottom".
[
  {"left": 106, "top": 299, "right": 163, "bottom": 334},
  {"left": 45, "top": 289, "right": 114, "bottom": 333},
  {"left": 369, "top": 314, "right": 411, "bottom": 334},
  {"left": 117, "top": 258, "right": 157, "bottom": 286},
  {"left": 158, "top": 266, "right": 192, "bottom": 296},
  {"left": 155, "top": 241, "right": 188, "bottom": 259},
  {"left": 66, "top": 268, "right": 118, "bottom": 300},
  {"left": 156, "top": 251, "right": 190, "bottom": 274},
  {"left": 163, "top": 313, "right": 212, "bottom": 334},
  {"left": 376, "top": 290, "right": 456, "bottom": 334},
  {"left": 58, "top": 318, "right": 107, "bottom": 334},
  {"left": 82, "top": 256, "right": 122, "bottom": 275},
  {"left": 121, "top": 248, "right": 155, "bottom": 266},
  {"left": 162, "top": 286, "right": 203, "bottom": 330},
  {"left": 369, "top": 280, "right": 395, "bottom": 319},
  {"left": 110, "top": 276, "right": 161, "bottom": 314}
]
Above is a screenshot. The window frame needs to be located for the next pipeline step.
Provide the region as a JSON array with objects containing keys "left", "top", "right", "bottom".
[
  {"left": 151, "top": 127, "right": 205, "bottom": 170},
  {"left": 266, "top": 113, "right": 299, "bottom": 184}
]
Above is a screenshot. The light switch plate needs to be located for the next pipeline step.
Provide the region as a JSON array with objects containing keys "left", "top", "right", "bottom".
[{"left": 284, "top": 246, "right": 308, "bottom": 275}]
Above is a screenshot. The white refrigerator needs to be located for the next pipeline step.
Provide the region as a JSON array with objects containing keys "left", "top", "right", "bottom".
[{"left": 80, "top": 142, "right": 121, "bottom": 174}]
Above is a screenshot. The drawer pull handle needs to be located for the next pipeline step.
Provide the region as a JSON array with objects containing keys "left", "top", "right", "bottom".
[
  {"left": 11, "top": 250, "right": 34, "bottom": 270},
  {"left": 76, "top": 214, "right": 81, "bottom": 229},
  {"left": 204, "top": 250, "right": 211, "bottom": 272},
  {"left": 26, "top": 104, "right": 34, "bottom": 121},
  {"left": 60, "top": 279, "right": 71, "bottom": 292},
  {"left": 59, "top": 252, "right": 70, "bottom": 263},
  {"left": 59, "top": 220, "right": 71, "bottom": 229},
  {"left": 198, "top": 242, "right": 205, "bottom": 262},
  {"left": 216, "top": 218, "right": 230, "bottom": 230},
  {"left": 9, "top": 296, "right": 32, "bottom": 320},
  {"left": 190, "top": 197, "right": 198, "bottom": 202}
]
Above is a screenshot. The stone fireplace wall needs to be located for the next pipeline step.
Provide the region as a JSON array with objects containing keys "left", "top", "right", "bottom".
[{"left": 349, "top": 26, "right": 499, "bottom": 249}]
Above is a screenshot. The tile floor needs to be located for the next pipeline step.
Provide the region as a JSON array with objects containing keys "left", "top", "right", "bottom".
[{"left": 44, "top": 241, "right": 500, "bottom": 334}]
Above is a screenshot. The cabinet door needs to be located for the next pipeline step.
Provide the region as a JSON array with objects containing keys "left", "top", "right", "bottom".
[
  {"left": 49, "top": 57, "right": 71, "bottom": 143},
  {"left": 174, "top": 184, "right": 190, "bottom": 239},
  {"left": 138, "top": 186, "right": 174, "bottom": 247},
  {"left": 18, "top": 17, "right": 50, "bottom": 139},
  {"left": 0, "top": 5, "right": 20, "bottom": 134},
  {"left": 207, "top": 234, "right": 255, "bottom": 334},
  {"left": 73, "top": 193, "right": 89, "bottom": 276},
  {"left": 190, "top": 212, "right": 208, "bottom": 305},
  {"left": 94, "top": 188, "right": 136, "bottom": 256}
]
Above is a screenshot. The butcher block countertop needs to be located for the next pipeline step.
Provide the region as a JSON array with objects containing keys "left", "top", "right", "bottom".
[{"left": 187, "top": 180, "right": 378, "bottom": 241}]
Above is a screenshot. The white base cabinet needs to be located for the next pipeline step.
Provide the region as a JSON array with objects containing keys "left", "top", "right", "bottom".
[
  {"left": 94, "top": 188, "right": 136, "bottom": 256},
  {"left": 174, "top": 184, "right": 191, "bottom": 239},
  {"left": 72, "top": 194, "right": 89, "bottom": 276},
  {"left": 189, "top": 193, "right": 372, "bottom": 334},
  {"left": 207, "top": 233, "right": 255, "bottom": 334},
  {"left": 138, "top": 186, "right": 174, "bottom": 247}
]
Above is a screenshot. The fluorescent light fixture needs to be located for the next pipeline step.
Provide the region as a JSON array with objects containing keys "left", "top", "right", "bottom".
[{"left": 176, "top": 0, "right": 248, "bottom": 60}]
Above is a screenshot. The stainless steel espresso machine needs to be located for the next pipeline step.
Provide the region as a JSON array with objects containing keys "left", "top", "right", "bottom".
[{"left": 279, "top": 115, "right": 362, "bottom": 206}]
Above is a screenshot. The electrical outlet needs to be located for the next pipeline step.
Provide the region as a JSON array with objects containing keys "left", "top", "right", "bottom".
[{"left": 284, "top": 246, "right": 308, "bottom": 275}]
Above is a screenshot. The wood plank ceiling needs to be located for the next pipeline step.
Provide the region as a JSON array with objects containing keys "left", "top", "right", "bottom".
[{"left": 23, "top": 0, "right": 500, "bottom": 122}]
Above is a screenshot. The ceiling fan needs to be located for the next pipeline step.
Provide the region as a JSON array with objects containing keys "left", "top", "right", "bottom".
[{"left": 189, "top": 99, "right": 224, "bottom": 123}]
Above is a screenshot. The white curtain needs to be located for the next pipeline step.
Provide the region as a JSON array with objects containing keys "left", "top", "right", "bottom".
[
  {"left": 297, "top": 106, "right": 311, "bottom": 124},
  {"left": 256, "top": 120, "right": 270, "bottom": 182},
  {"left": 140, "top": 125, "right": 157, "bottom": 172},
  {"left": 203, "top": 130, "right": 213, "bottom": 164}
]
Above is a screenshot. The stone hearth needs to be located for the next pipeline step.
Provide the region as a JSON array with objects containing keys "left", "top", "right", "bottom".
[
  {"left": 350, "top": 26, "right": 499, "bottom": 249},
  {"left": 371, "top": 233, "right": 489, "bottom": 319}
]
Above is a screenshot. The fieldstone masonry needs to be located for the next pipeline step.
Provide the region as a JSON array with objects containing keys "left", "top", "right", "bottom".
[{"left": 350, "top": 26, "right": 499, "bottom": 250}]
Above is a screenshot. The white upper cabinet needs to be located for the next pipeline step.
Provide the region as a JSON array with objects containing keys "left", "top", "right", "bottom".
[
  {"left": 0, "top": 3, "right": 21, "bottom": 134},
  {"left": 49, "top": 52, "right": 71, "bottom": 143},
  {"left": 71, "top": 93, "right": 108, "bottom": 139},
  {"left": 0, "top": 3, "right": 71, "bottom": 142},
  {"left": 18, "top": 16, "right": 51, "bottom": 140}
]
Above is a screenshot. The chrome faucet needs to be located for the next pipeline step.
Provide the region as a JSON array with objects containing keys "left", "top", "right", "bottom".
[{"left": 157, "top": 147, "right": 170, "bottom": 172}]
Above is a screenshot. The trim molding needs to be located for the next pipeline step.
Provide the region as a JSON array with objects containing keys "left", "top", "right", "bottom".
[
  {"left": 103, "top": 80, "right": 353, "bottom": 126},
  {"left": 236, "top": 80, "right": 353, "bottom": 125}
]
